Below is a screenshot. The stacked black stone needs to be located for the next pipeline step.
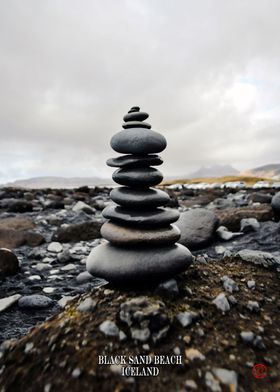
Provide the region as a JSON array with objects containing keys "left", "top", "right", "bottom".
[{"left": 86, "top": 107, "right": 192, "bottom": 284}]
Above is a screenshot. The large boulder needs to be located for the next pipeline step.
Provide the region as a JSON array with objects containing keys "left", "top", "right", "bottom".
[
  {"left": 235, "top": 249, "right": 280, "bottom": 270},
  {"left": 0, "top": 217, "right": 45, "bottom": 249},
  {"left": 7, "top": 200, "right": 33, "bottom": 213},
  {"left": 216, "top": 204, "right": 273, "bottom": 231},
  {"left": 0, "top": 248, "right": 19, "bottom": 276},
  {"left": 52, "top": 220, "right": 102, "bottom": 243},
  {"left": 177, "top": 208, "right": 218, "bottom": 250},
  {"left": 251, "top": 192, "right": 272, "bottom": 204}
]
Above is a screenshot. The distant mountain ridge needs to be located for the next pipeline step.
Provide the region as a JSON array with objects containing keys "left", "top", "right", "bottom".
[
  {"left": 1, "top": 163, "right": 280, "bottom": 189},
  {"left": 242, "top": 164, "right": 280, "bottom": 179},
  {"left": 2, "top": 176, "right": 113, "bottom": 189},
  {"left": 187, "top": 164, "right": 239, "bottom": 179}
]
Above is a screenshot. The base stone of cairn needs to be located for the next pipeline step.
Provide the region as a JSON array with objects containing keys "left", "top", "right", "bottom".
[{"left": 87, "top": 107, "right": 192, "bottom": 284}]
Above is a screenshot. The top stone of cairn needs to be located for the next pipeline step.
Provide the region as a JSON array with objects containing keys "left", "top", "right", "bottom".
[
  {"left": 110, "top": 107, "right": 167, "bottom": 155},
  {"left": 86, "top": 107, "right": 192, "bottom": 285}
]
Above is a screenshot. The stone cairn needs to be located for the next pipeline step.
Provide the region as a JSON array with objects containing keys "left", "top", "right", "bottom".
[{"left": 87, "top": 107, "right": 192, "bottom": 284}]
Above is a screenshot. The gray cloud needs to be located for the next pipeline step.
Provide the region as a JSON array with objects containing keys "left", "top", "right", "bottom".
[{"left": 0, "top": 0, "right": 280, "bottom": 183}]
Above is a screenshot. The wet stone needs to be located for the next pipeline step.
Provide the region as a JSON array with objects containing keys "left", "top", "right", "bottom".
[
  {"left": 87, "top": 242, "right": 192, "bottom": 284},
  {"left": 128, "top": 106, "right": 140, "bottom": 113},
  {"left": 102, "top": 205, "right": 180, "bottom": 227},
  {"left": 110, "top": 128, "right": 167, "bottom": 155},
  {"left": 113, "top": 167, "right": 163, "bottom": 188},
  {"left": 122, "top": 121, "right": 151, "bottom": 129},
  {"left": 107, "top": 154, "right": 163, "bottom": 168},
  {"left": 18, "top": 295, "right": 54, "bottom": 309},
  {"left": 0, "top": 248, "right": 19, "bottom": 276},
  {"left": 123, "top": 111, "right": 149, "bottom": 122},
  {"left": 101, "top": 221, "right": 180, "bottom": 246},
  {"left": 110, "top": 187, "right": 169, "bottom": 209}
]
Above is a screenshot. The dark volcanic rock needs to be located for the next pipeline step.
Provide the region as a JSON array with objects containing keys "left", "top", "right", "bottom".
[
  {"left": 123, "top": 111, "right": 149, "bottom": 122},
  {"left": 110, "top": 187, "right": 170, "bottom": 209},
  {"left": 102, "top": 205, "right": 180, "bottom": 227},
  {"left": 0, "top": 248, "right": 19, "bottom": 276},
  {"left": 87, "top": 242, "right": 192, "bottom": 283},
  {"left": 216, "top": 204, "right": 274, "bottom": 231},
  {"left": 112, "top": 167, "right": 163, "bottom": 187},
  {"left": 111, "top": 128, "right": 167, "bottom": 154},
  {"left": 101, "top": 221, "right": 180, "bottom": 245},
  {"left": 44, "top": 200, "right": 65, "bottom": 210},
  {"left": 251, "top": 192, "right": 272, "bottom": 204},
  {"left": 122, "top": 120, "right": 151, "bottom": 129},
  {"left": 107, "top": 154, "right": 163, "bottom": 168},
  {"left": 52, "top": 221, "right": 102, "bottom": 243},
  {"left": 177, "top": 208, "right": 219, "bottom": 250},
  {"left": 271, "top": 191, "right": 280, "bottom": 220},
  {"left": 7, "top": 200, "right": 33, "bottom": 213}
]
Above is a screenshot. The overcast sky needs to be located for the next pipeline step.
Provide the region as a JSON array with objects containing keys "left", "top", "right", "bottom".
[{"left": 0, "top": 0, "right": 280, "bottom": 183}]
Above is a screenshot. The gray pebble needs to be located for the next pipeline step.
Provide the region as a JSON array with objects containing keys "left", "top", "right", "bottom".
[
  {"left": 99, "top": 320, "right": 119, "bottom": 337},
  {"left": 71, "top": 368, "right": 81, "bottom": 378},
  {"left": 18, "top": 295, "right": 54, "bottom": 309},
  {"left": 240, "top": 331, "right": 255, "bottom": 343},
  {"left": 221, "top": 276, "right": 239, "bottom": 293},
  {"left": 76, "top": 271, "right": 93, "bottom": 284},
  {"left": 247, "top": 280, "right": 255, "bottom": 289},
  {"left": 212, "top": 293, "right": 230, "bottom": 312},
  {"left": 77, "top": 298, "right": 96, "bottom": 312},
  {"left": 247, "top": 300, "right": 259, "bottom": 312},
  {"left": 47, "top": 242, "right": 63, "bottom": 253},
  {"left": 131, "top": 327, "right": 150, "bottom": 342},
  {"left": 176, "top": 312, "right": 196, "bottom": 327}
]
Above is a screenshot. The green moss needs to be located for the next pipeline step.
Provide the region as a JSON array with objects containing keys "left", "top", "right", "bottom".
[{"left": 64, "top": 306, "right": 79, "bottom": 319}]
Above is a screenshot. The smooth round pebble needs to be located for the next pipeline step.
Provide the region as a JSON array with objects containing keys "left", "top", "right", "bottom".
[
  {"left": 107, "top": 154, "right": 163, "bottom": 168},
  {"left": 18, "top": 295, "right": 54, "bottom": 309},
  {"left": 101, "top": 222, "right": 180, "bottom": 245},
  {"left": 110, "top": 128, "right": 167, "bottom": 154},
  {"left": 110, "top": 187, "right": 169, "bottom": 209},
  {"left": 112, "top": 167, "right": 163, "bottom": 187},
  {"left": 87, "top": 243, "right": 192, "bottom": 284},
  {"left": 102, "top": 205, "right": 180, "bottom": 227}
]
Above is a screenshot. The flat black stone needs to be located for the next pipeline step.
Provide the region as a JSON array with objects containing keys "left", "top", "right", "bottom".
[
  {"left": 112, "top": 167, "right": 163, "bottom": 187},
  {"left": 123, "top": 111, "right": 149, "bottom": 122},
  {"left": 86, "top": 242, "right": 192, "bottom": 284},
  {"left": 102, "top": 204, "right": 180, "bottom": 227},
  {"left": 101, "top": 221, "right": 181, "bottom": 245},
  {"left": 107, "top": 155, "right": 163, "bottom": 168},
  {"left": 122, "top": 121, "right": 151, "bottom": 129},
  {"left": 110, "top": 187, "right": 170, "bottom": 208},
  {"left": 111, "top": 128, "right": 167, "bottom": 154}
]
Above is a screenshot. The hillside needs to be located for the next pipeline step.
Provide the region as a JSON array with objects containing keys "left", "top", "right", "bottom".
[
  {"left": 2, "top": 176, "right": 113, "bottom": 189},
  {"left": 242, "top": 164, "right": 280, "bottom": 179},
  {"left": 187, "top": 164, "right": 239, "bottom": 179},
  {"left": 162, "top": 175, "right": 273, "bottom": 186}
]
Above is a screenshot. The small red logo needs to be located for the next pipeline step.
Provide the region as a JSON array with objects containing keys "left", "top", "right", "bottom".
[{"left": 252, "top": 364, "right": 268, "bottom": 379}]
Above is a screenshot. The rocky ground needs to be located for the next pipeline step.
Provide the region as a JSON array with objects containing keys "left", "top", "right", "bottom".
[{"left": 0, "top": 185, "right": 280, "bottom": 391}]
